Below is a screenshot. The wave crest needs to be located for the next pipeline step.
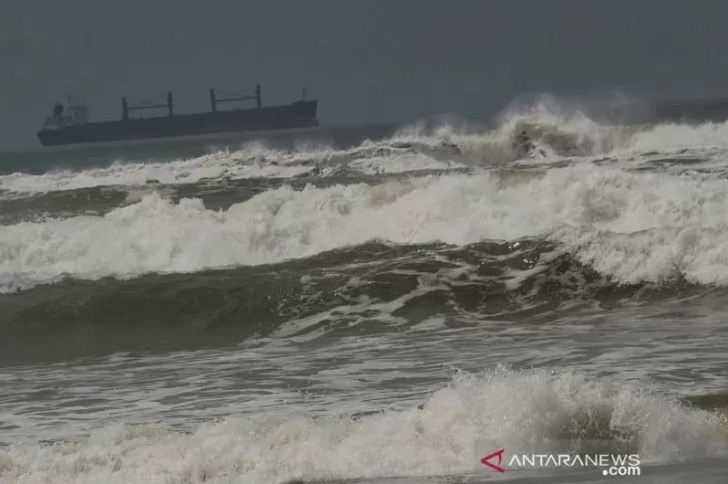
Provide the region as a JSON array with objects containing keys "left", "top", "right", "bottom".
[{"left": 2, "top": 369, "right": 725, "bottom": 483}]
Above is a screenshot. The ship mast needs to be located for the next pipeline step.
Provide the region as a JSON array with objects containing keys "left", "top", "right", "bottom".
[
  {"left": 209, "top": 85, "right": 262, "bottom": 112},
  {"left": 121, "top": 92, "right": 174, "bottom": 120}
]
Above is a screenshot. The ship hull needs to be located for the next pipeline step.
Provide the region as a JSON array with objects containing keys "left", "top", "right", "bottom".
[{"left": 37, "top": 100, "right": 318, "bottom": 146}]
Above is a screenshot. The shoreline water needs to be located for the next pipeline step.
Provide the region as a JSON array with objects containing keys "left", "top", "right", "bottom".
[{"left": 2, "top": 105, "right": 728, "bottom": 483}]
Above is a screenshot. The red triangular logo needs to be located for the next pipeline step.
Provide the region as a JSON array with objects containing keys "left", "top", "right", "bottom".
[{"left": 481, "top": 448, "right": 506, "bottom": 473}]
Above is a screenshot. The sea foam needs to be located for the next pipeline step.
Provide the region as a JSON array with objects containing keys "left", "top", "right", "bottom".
[
  {"left": 3, "top": 163, "right": 728, "bottom": 292},
  {"left": 1, "top": 368, "right": 725, "bottom": 484}
]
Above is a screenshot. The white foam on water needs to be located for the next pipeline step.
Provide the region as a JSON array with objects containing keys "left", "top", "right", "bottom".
[
  {"left": 9, "top": 100, "right": 728, "bottom": 199},
  {"left": 6, "top": 162, "right": 728, "bottom": 292},
  {"left": 624, "top": 120, "right": 728, "bottom": 153},
  {"left": 387, "top": 102, "right": 728, "bottom": 174},
  {"left": 0, "top": 143, "right": 316, "bottom": 197},
  {"left": 1, "top": 368, "right": 725, "bottom": 483},
  {"left": 0, "top": 140, "right": 460, "bottom": 199}
]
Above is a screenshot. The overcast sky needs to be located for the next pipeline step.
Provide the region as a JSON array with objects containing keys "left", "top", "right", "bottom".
[{"left": 2, "top": 0, "right": 728, "bottom": 149}]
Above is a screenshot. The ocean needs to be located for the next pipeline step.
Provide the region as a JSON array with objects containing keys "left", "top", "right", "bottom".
[{"left": 1, "top": 104, "right": 728, "bottom": 483}]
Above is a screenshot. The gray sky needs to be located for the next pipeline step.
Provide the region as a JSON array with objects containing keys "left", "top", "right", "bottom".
[{"left": 2, "top": 0, "right": 728, "bottom": 149}]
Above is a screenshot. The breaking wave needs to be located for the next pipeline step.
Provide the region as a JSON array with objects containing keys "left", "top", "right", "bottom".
[
  {"left": 0, "top": 140, "right": 460, "bottom": 199},
  {"left": 393, "top": 98, "right": 728, "bottom": 165},
  {"left": 1, "top": 368, "right": 726, "bottom": 483},
  {"left": 6, "top": 101, "right": 728, "bottom": 200},
  {"left": 4, "top": 163, "right": 728, "bottom": 293}
]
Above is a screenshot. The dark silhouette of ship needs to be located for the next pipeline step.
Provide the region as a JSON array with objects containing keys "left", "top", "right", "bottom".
[{"left": 38, "top": 85, "right": 318, "bottom": 146}]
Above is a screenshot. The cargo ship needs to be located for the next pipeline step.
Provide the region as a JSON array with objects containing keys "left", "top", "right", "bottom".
[{"left": 37, "top": 85, "right": 318, "bottom": 146}]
